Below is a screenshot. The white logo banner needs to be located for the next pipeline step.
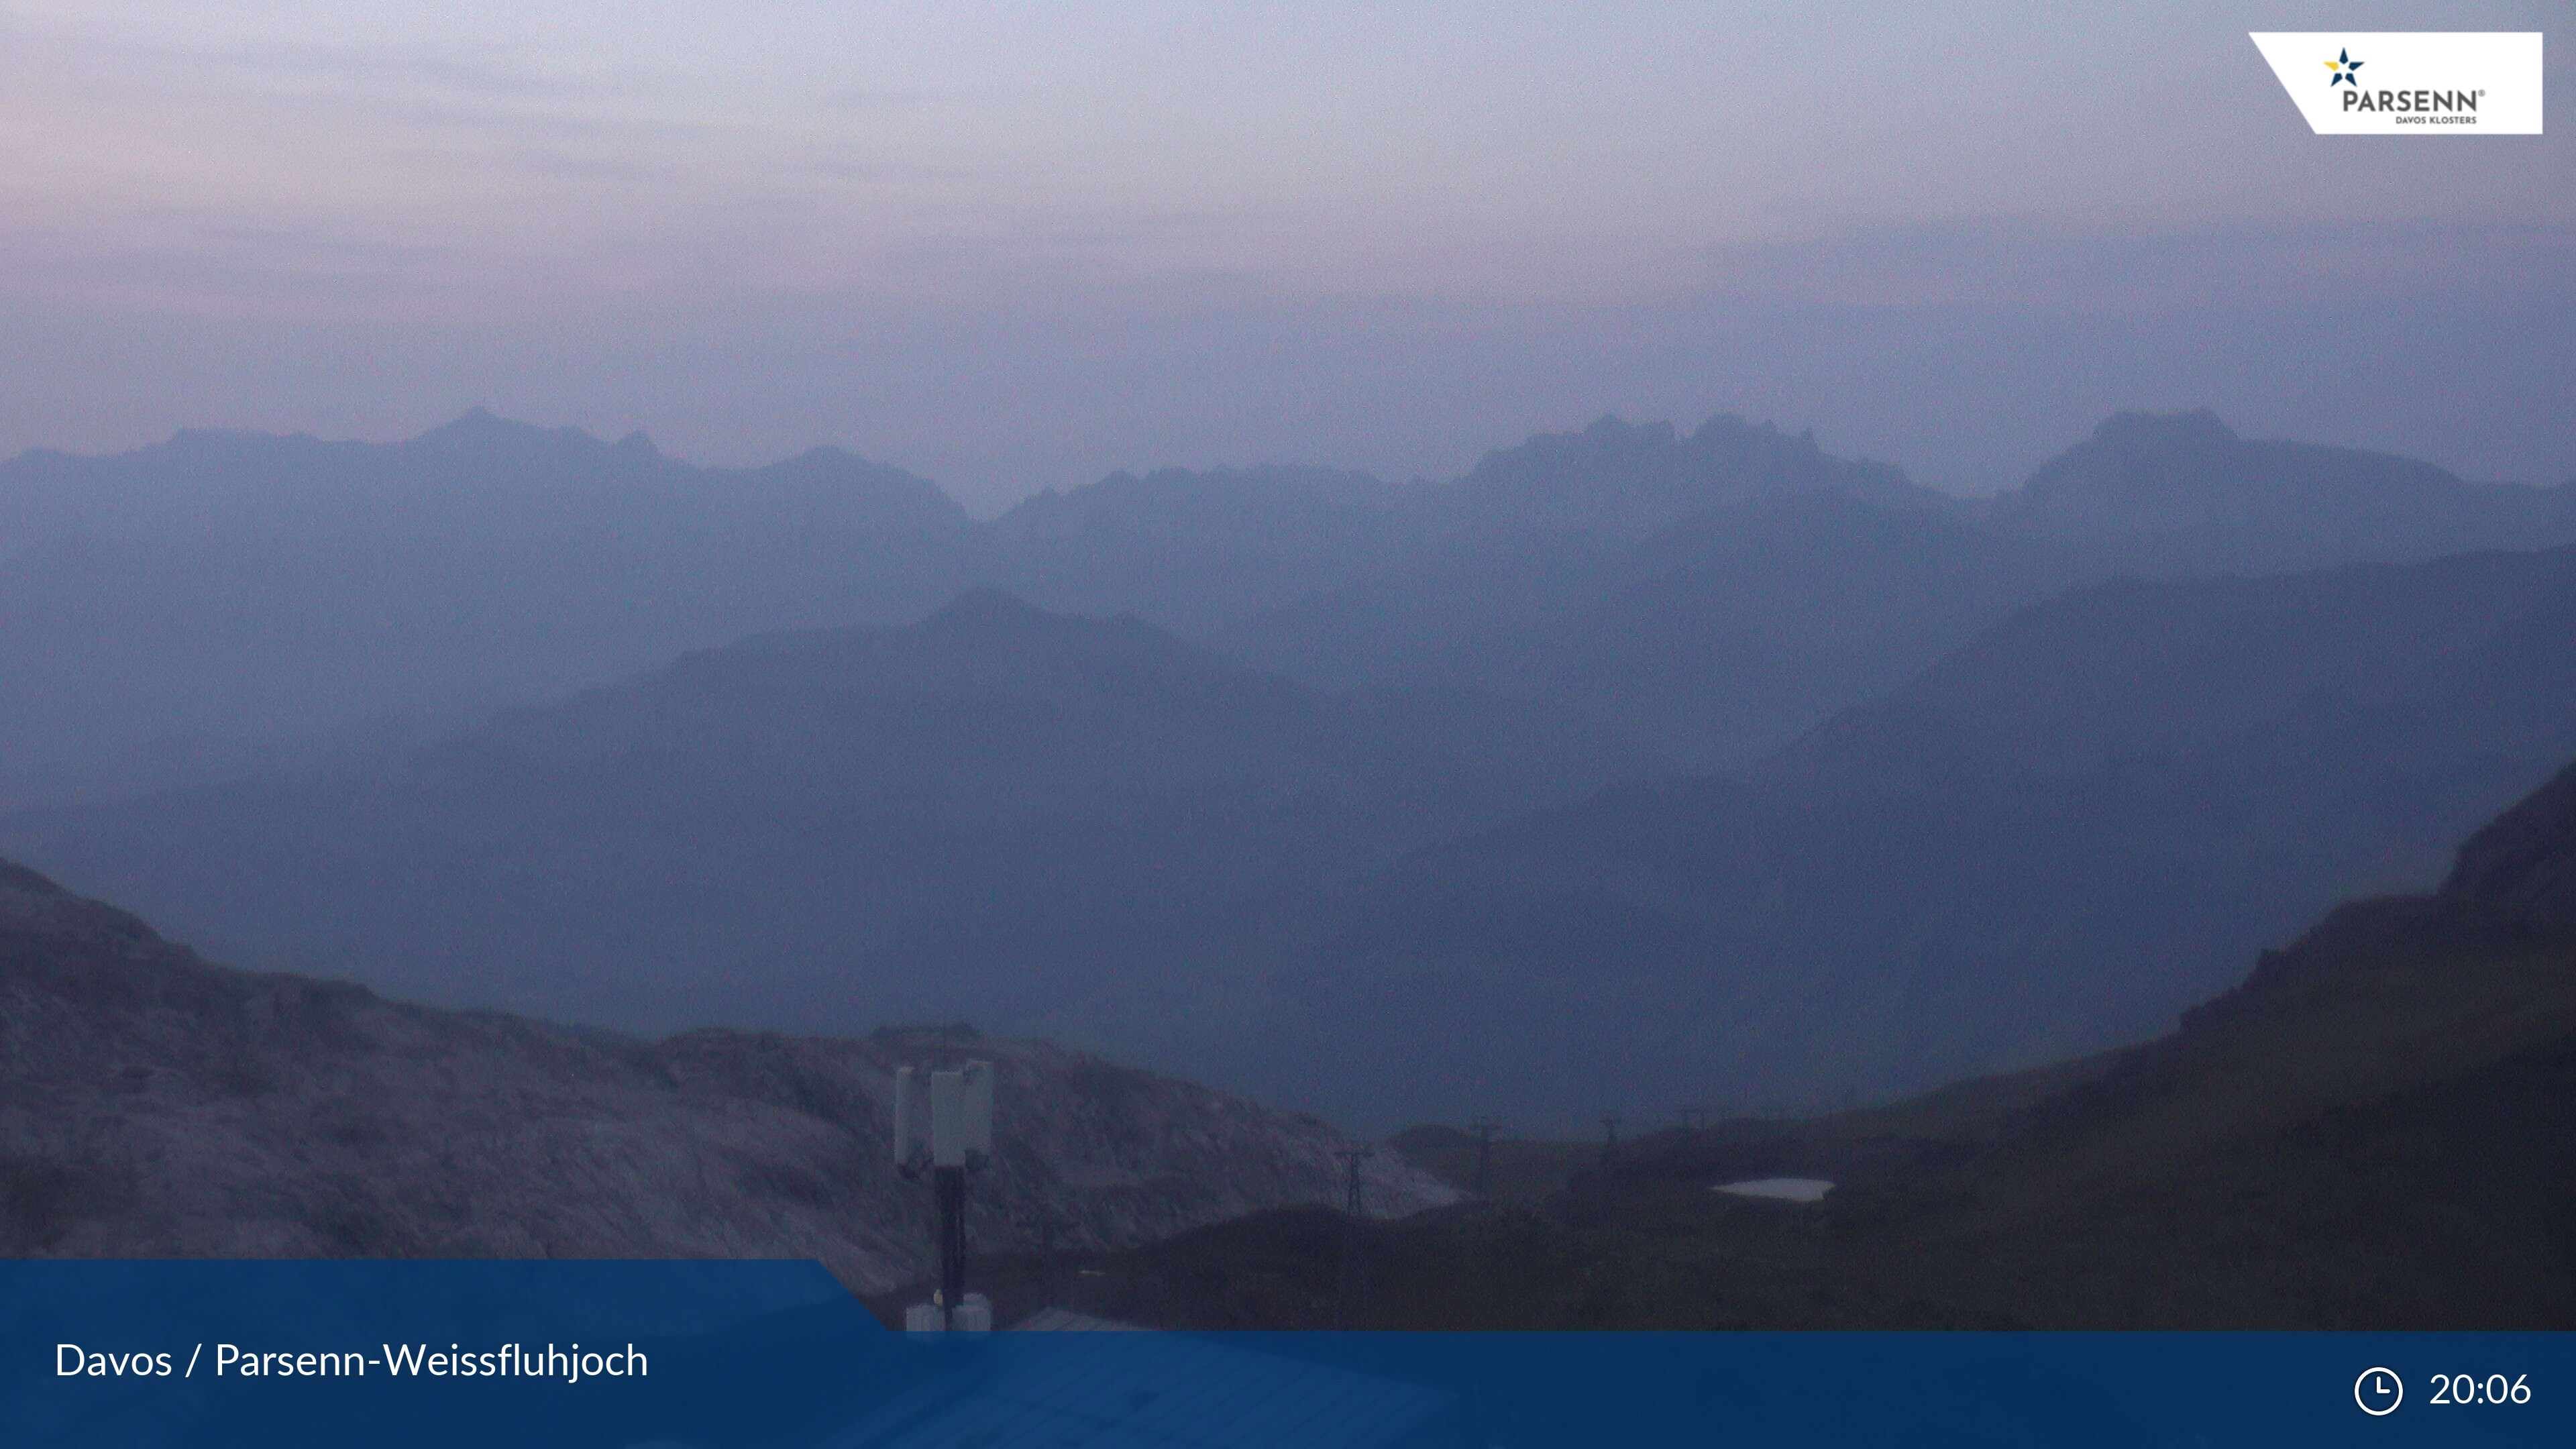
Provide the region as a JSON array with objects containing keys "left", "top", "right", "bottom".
[{"left": 2249, "top": 32, "right": 2542, "bottom": 134}]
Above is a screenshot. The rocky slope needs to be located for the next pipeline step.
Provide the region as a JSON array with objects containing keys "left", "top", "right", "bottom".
[
  {"left": 0, "top": 861, "right": 1448, "bottom": 1292},
  {"left": 1052, "top": 759, "right": 2576, "bottom": 1329}
]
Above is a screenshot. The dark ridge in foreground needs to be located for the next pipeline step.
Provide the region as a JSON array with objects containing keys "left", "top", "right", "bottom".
[{"left": 1004, "top": 760, "right": 2576, "bottom": 1329}]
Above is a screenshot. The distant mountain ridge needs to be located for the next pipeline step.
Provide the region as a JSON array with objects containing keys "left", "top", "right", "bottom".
[
  {"left": 978, "top": 464, "right": 1415, "bottom": 639},
  {"left": 1273, "top": 543, "right": 2576, "bottom": 1128},
  {"left": 0, "top": 590, "right": 1642, "bottom": 1051},
  {"left": 8, "top": 405, "right": 2569, "bottom": 794},
  {"left": 0, "top": 409, "right": 978, "bottom": 769},
  {"left": 0, "top": 408, "right": 1933, "bottom": 787},
  {"left": 1225, "top": 410, "right": 2576, "bottom": 771},
  {"left": 11, "top": 405, "right": 2576, "bottom": 1128},
  {"left": 15, "top": 541, "right": 2576, "bottom": 1130},
  {"left": 1989, "top": 408, "right": 2576, "bottom": 571},
  {"left": 1427, "top": 413, "right": 1938, "bottom": 536},
  {"left": 1024, "top": 414, "right": 1945, "bottom": 700},
  {"left": 0, "top": 407, "right": 969, "bottom": 547},
  {"left": 1376, "top": 488, "right": 2093, "bottom": 769}
]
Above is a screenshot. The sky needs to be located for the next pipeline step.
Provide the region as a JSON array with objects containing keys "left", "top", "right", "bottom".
[{"left": 1, "top": 1, "right": 2568, "bottom": 511}]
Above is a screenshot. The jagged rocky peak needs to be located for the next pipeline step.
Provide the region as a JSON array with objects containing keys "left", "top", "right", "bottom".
[{"left": 1443, "top": 411, "right": 1920, "bottom": 536}]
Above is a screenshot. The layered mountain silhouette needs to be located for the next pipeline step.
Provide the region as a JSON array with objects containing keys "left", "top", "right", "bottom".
[
  {"left": 8, "top": 406, "right": 2569, "bottom": 800},
  {"left": 1212, "top": 416, "right": 1953, "bottom": 704},
  {"left": 1230, "top": 410, "right": 2576, "bottom": 772},
  {"left": 9, "top": 405, "right": 2576, "bottom": 1128},
  {"left": 0, "top": 592, "right": 1639, "bottom": 1050},
  {"left": 0, "top": 411, "right": 974, "bottom": 771},
  {"left": 13, "top": 543, "right": 2576, "bottom": 1128},
  {"left": 1992, "top": 408, "right": 2576, "bottom": 572},
  {"left": 0, "top": 411, "right": 1937, "bottom": 794},
  {"left": 1383, "top": 489, "right": 2091, "bottom": 769},
  {"left": 1279, "top": 543, "right": 2576, "bottom": 1127},
  {"left": 978, "top": 464, "right": 1415, "bottom": 639}
]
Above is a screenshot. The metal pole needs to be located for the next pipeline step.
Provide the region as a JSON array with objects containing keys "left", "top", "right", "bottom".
[
  {"left": 1333, "top": 1146, "right": 1372, "bottom": 1327},
  {"left": 936, "top": 1165, "right": 967, "bottom": 1311}
]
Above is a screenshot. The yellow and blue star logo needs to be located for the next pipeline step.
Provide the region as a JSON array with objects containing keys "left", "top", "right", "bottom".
[{"left": 2324, "top": 48, "right": 2364, "bottom": 86}]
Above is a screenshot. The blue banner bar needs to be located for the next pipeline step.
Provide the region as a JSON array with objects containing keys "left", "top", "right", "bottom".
[{"left": 3, "top": 1262, "right": 2565, "bottom": 1446}]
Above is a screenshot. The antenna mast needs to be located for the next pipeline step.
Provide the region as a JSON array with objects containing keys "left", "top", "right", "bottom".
[{"left": 894, "top": 1059, "right": 995, "bottom": 1332}]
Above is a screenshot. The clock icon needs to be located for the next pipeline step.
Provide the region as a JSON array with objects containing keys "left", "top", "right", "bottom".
[{"left": 2356, "top": 1367, "right": 2404, "bottom": 1416}]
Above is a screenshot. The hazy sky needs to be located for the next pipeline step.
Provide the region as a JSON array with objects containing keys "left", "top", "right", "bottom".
[{"left": 3, "top": 1, "right": 2568, "bottom": 508}]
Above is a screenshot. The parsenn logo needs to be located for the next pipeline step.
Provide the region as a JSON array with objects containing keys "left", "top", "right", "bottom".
[
  {"left": 2250, "top": 32, "right": 2542, "bottom": 135},
  {"left": 2326, "top": 42, "right": 2479, "bottom": 118}
]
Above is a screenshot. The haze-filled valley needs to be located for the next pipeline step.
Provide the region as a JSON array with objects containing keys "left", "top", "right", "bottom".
[{"left": 5, "top": 407, "right": 2575, "bottom": 1139}]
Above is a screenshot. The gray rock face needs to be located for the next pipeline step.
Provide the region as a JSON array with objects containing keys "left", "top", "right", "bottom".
[{"left": 0, "top": 861, "right": 1449, "bottom": 1292}]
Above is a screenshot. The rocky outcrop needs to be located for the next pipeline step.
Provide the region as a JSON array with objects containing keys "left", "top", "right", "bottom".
[
  {"left": 0, "top": 862, "right": 1448, "bottom": 1291},
  {"left": 2440, "top": 758, "right": 2576, "bottom": 934}
]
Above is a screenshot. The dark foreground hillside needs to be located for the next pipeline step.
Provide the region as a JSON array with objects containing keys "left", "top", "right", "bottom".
[
  {"left": 0, "top": 861, "right": 1448, "bottom": 1292},
  {"left": 998, "top": 759, "right": 2576, "bottom": 1328}
]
